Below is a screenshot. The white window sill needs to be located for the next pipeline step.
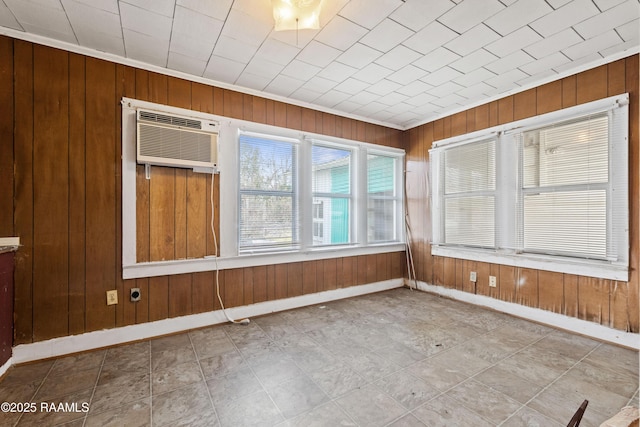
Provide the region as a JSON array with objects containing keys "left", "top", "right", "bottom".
[
  {"left": 123, "top": 243, "right": 406, "bottom": 280},
  {"left": 431, "top": 245, "right": 628, "bottom": 282}
]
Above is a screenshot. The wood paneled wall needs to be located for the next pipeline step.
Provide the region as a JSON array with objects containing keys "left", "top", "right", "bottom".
[
  {"left": 406, "top": 55, "right": 640, "bottom": 332},
  {"left": 0, "top": 36, "right": 405, "bottom": 344}
]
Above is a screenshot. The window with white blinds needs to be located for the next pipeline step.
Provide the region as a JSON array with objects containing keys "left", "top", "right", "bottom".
[
  {"left": 367, "top": 154, "right": 401, "bottom": 243},
  {"left": 239, "top": 133, "right": 299, "bottom": 251},
  {"left": 518, "top": 113, "right": 609, "bottom": 259},
  {"left": 430, "top": 94, "right": 629, "bottom": 280},
  {"left": 442, "top": 139, "right": 496, "bottom": 248}
]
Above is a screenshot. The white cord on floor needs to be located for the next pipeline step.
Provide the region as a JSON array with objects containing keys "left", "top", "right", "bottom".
[{"left": 210, "top": 171, "right": 250, "bottom": 325}]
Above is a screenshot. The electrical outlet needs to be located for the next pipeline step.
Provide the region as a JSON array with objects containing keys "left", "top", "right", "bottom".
[
  {"left": 469, "top": 271, "right": 477, "bottom": 282},
  {"left": 489, "top": 276, "right": 497, "bottom": 287},
  {"left": 106, "top": 290, "right": 118, "bottom": 305}
]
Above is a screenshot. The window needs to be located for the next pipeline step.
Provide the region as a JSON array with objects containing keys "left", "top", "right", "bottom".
[
  {"left": 239, "top": 132, "right": 299, "bottom": 252},
  {"left": 238, "top": 132, "right": 404, "bottom": 254},
  {"left": 367, "top": 153, "right": 402, "bottom": 243},
  {"left": 430, "top": 94, "right": 629, "bottom": 280},
  {"left": 312, "top": 144, "right": 352, "bottom": 246}
]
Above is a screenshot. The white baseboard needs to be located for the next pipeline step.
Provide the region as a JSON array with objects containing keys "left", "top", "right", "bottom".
[
  {"left": 413, "top": 280, "right": 640, "bottom": 350},
  {"left": 11, "top": 279, "right": 404, "bottom": 365},
  {"left": 0, "top": 357, "right": 12, "bottom": 378}
]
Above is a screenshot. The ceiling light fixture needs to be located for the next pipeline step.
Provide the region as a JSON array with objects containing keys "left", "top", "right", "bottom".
[{"left": 271, "top": 0, "right": 323, "bottom": 31}]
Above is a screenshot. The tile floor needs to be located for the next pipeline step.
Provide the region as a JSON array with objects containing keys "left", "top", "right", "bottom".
[{"left": 0, "top": 288, "right": 638, "bottom": 427}]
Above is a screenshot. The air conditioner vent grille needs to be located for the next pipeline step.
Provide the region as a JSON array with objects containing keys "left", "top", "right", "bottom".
[
  {"left": 139, "top": 123, "right": 213, "bottom": 164},
  {"left": 139, "top": 110, "right": 201, "bottom": 129}
]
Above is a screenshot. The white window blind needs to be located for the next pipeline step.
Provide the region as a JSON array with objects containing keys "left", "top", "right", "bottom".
[
  {"left": 239, "top": 133, "right": 298, "bottom": 251},
  {"left": 312, "top": 144, "right": 352, "bottom": 246},
  {"left": 367, "top": 154, "right": 400, "bottom": 243},
  {"left": 518, "top": 113, "right": 610, "bottom": 259},
  {"left": 442, "top": 139, "right": 496, "bottom": 248}
]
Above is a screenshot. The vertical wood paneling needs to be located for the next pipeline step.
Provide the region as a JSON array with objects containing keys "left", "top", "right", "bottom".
[
  {"left": 149, "top": 167, "right": 175, "bottom": 261},
  {"left": 451, "top": 111, "right": 466, "bottom": 136},
  {"left": 243, "top": 267, "right": 254, "bottom": 305},
  {"left": 224, "top": 269, "right": 244, "bottom": 308},
  {"left": 497, "top": 97, "right": 513, "bottom": 124},
  {"left": 287, "top": 262, "right": 303, "bottom": 297},
  {"left": 191, "top": 82, "right": 213, "bottom": 113},
  {"left": 274, "top": 264, "right": 287, "bottom": 300},
  {"left": 252, "top": 97, "right": 267, "bottom": 125},
  {"left": 538, "top": 270, "right": 564, "bottom": 314},
  {"left": 498, "top": 265, "right": 516, "bottom": 303},
  {"left": 252, "top": 266, "right": 268, "bottom": 303},
  {"left": 136, "top": 167, "right": 150, "bottom": 262},
  {"left": 577, "top": 65, "right": 608, "bottom": 104},
  {"left": 32, "top": 45, "right": 69, "bottom": 340},
  {"left": 186, "top": 172, "right": 207, "bottom": 259},
  {"left": 561, "top": 75, "right": 577, "bottom": 108},
  {"left": 342, "top": 257, "right": 356, "bottom": 288},
  {"left": 192, "top": 271, "right": 214, "bottom": 314},
  {"left": 536, "top": 80, "right": 562, "bottom": 115},
  {"left": 0, "top": 37, "right": 13, "bottom": 237},
  {"left": 443, "top": 257, "right": 456, "bottom": 289},
  {"left": 225, "top": 90, "right": 244, "bottom": 119},
  {"left": 513, "top": 89, "right": 536, "bottom": 120},
  {"left": 148, "top": 276, "right": 168, "bottom": 321},
  {"left": 174, "top": 170, "right": 188, "bottom": 259},
  {"left": 68, "top": 53, "right": 86, "bottom": 335},
  {"left": 325, "top": 258, "right": 338, "bottom": 291},
  {"left": 607, "top": 59, "right": 626, "bottom": 96},
  {"left": 516, "top": 268, "right": 538, "bottom": 308},
  {"left": 302, "top": 261, "right": 316, "bottom": 295},
  {"left": 84, "top": 57, "right": 117, "bottom": 333},
  {"left": 563, "top": 274, "right": 579, "bottom": 317},
  {"left": 169, "top": 274, "right": 192, "bottom": 317},
  {"left": 135, "top": 277, "right": 149, "bottom": 323},
  {"left": 475, "top": 262, "right": 490, "bottom": 296},
  {"left": 432, "top": 256, "right": 444, "bottom": 286},
  {"left": 286, "top": 104, "right": 301, "bottom": 130},
  {"left": 578, "top": 277, "right": 610, "bottom": 325},
  {"left": 12, "top": 40, "right": 33, "bottom": 344},
  {"left": 243, "top": 94, "right": 253, "bottom": 121}
]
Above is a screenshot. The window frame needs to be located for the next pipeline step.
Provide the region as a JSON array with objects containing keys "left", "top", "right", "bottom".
[{"left": 430, "top": 93, "right": 629, "bottom": 281}]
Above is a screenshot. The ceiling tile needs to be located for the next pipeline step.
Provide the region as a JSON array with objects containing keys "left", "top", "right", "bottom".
[
  {"left": 405, "top": 92, "right": 437, "bottom": 106},
  {"left": 334, "top": 99, "right": 364, "bottom": 113},
  {"left": 431, "top": 92, "right": 466, "bottom": 108},
  {"left": 334, "top": 77, "right": 369, "bottom": 94},
  {"left": 70, "top": 0, "right": 118, "bottom": 14},
  {"left": 616, "top": 19, "right": 640, "bottom": 42},
  {"left": 438, "top": 0, "right": 505, "bottom": 33},
  {"left": 177, "top": 0, "right": 231, "bottom": 20},
  {"left": 62, "top": 0, "right": 123, "bottom": 52},
  {"left": 244, "top": 57, "right": 284, "bottom": 80},
  {"left": 348, "top": 90, "right": 380, "bottom": 105},
  {"left": 412, "top": 47, "right": 461, "bottom": 72},
  {"left": 314, "top": 90, "right": 349, "bottom": 107},
  {"left": 336, "top": 43, "right": 383, "bottom": 69},
  {"left": 375, "top": 45, "right": 422, "bottom": 71},
  {"left": 524, "top": 28, "right": 583, "bottom": 59},
  {"left": 449, "top": 49, "right": 498, "bottom": 73},
  {"left": 456, "top": 82, "right": 495, "bottom": 99},
  {"left": 265, "top": 74, "right": 306, "bottom": 97},
  {"left": 601, "top": 39, "right": 639, "bottom": 57},
  {"left": 389, "top": 0, "right": 456, "bottom": 32},
  {"left": 167, "top": 51, "right": 207, "bottom": 75},
  {"left": 120, "top": 2, "right": 172, "bottom": 40},
  {"left": 386, "top": 65, "right": 428, "bottom": 85},
  {"left": 376, "top": 91, "right": 409, "bottom": 106},
  {"left": 516, "top": 69, "right": 557, "bottom": 86},
  {"left": 169, "top": 31, "right": 215, "bottom": 61},
  {"left": 453, "top": 67, "right": 496, "bottom": 87},
  {"left": 403, "top": 21, "right": 458, "bottom": 55},
  {"left": 281, "top": 59, "right": 321, "bottom": 81},
  {"left": 235, "top": 71, "right": 271, "bottom": 91},
  {"left": 212, "top": 35, "right": 258, "bottom": 63},
  {"left": 367, "top": 79, "right": 402, "bottom": 96},
  {"left": 396, "top": 79, "right": 432, "bottom": 96},
  {"left": 222, "top": 8, "right": 272, "bottom": 47},
  {"left": 553, "top": 52, "right": 602, "bottom": 72},
  {"left": 519, "top": 51, "right": 570, "bottom": 75},
  {"left": 360, "top": 18, "right": 414, "bottom": 53},
  {"left": 0, "top": 2, "right": 22, "bottom": 30},
  {"left": 315, "top": 15, "right": 368, "bottom": 51},
  {"left": 485, "top": 26, "right": 542, "bottom": 57},
  {"left": 485, "top": 0, "right": 552, "bottom": 36},
  {"left": 338, "top": 0, "right": 403, "bottom": 29},
  {"left": 300, "top": 76, "right": 338, "bottom": 93},
  {"left": 593, "top": 0, "right": 627, "bottom": 10},
  {"left": 354, "top": 101, "right": 387, "bottom": 115},
  {"left": 254, "top": 38, "right": 300, "bottom": 66},
  {"left": 352, "top": 62, "right": 394, "bottom": 84},
  {"left": 316, "top": 61, "right": 358, "bottom": 82},
  {"left": 485, "top": 68, "right": 529, "bottom": 89},
  {"left": 123, "top": 28, "right": 169, "bottom": 66},
  {"left": 121, "top": 0, "right": 175, "bottom": 17},
  {"left": 546, "top": 0, "right": 573, "bottom": 8},
  {"left": 172, "top": 5, "right": 223, "bottom": 41},
  {"left": 290, "top": 87, "right": 322, "bottom": 103},
  {"left": 574, "top": 0, "right": 639, "bottom": 39},
  {"left": 420, "top": 66, "right": 463, "bottom": 86},
  {"left": 427, "top": 81, "right": 464, "bottom": 97},
  {"left": 530, "top": 0, "right": 600, "bottom": 37},
  {"left": 297, "top": 41, "right": 342, "bottom": 68},
  {"left": 485, "top": 49, "right": 535, "bottom": 74},
  {"left": 203, "top": 54, "right": 244, "bottom": 82},
  {"left": 562, "top": 30, "right": 623, "bottom": 60},
  {"left": 5, "top": 0, "right": 75, "bottom": 42},
  {"left": 444, "top": 24, "right": 500, "bottom": 56}
]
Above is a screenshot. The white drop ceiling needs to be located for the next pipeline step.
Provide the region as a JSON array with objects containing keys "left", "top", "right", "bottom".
[{"left": 0, "top": 0, "right": 638, "bottom": 129}]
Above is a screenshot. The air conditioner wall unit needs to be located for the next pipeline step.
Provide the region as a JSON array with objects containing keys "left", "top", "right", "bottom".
[{"left": 136, "top": 109, "right": 219, "bottom": 172}]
